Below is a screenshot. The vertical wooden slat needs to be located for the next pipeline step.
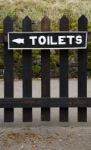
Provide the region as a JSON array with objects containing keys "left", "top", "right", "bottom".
[
  {"left": 59, "top": 16, "right": 69, "bottom": 122},
  {"left": 22, "top": 16, "right": 32, "bottom": 122},
  {"left": 78, "top": 15, "right": 88, "bottom": 122},
  {"left": 41, "top": 16, "right": 50, "bottom": 121},
  {"left": 3, "top": 16, "right": 14, "bottom": 122}
]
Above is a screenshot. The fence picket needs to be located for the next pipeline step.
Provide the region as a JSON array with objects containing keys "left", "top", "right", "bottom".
[
  {"left": 3, "top": 16, "right": 14, "bottom": 122},
  {"left": 41, "top": 16, "right": 50, "bottom": 121},
  {"left": 78, "top": 15, "right": 88, "bottom": 122},
  {"left": 22, "top": 16, "right": 32, "bottom": 122},
  {"left": 59, "top": 16, "right": 69, "bottom": 122}
]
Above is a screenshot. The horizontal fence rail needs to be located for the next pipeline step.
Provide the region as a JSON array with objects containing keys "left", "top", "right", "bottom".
[
  {"left": 0, "top": 98, "right": 90, "bottom": 108},
  {"left": 0, "top": 15, "right": 90, "bottom": 122}
]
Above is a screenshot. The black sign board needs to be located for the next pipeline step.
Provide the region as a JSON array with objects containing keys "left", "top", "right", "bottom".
[{"left": 8, "top": 32, "right": 87, "bottom": 50}]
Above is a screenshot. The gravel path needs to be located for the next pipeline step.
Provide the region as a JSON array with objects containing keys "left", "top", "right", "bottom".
[{"left": 0, "top": 79, "right": 90, "bottom": 150}]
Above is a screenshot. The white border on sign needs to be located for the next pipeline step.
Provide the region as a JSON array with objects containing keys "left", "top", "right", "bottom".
[{"left": 8, "top": 31, "right": 88, "bottom": 50}]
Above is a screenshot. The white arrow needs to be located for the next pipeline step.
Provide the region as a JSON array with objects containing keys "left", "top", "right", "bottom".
[{"left": 12, "top": 38, "right": 24, "bottom": 44}]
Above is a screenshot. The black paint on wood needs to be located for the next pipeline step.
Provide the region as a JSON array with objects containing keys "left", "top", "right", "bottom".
[
  {"left": 0, "top": 97, "right": 91, "bottom": 108},
  {"left": 78, "top": 15, "right": 88, "bottom": 122},
  {"left": 3, "top": 16, "right": 14, "bottom": 122},
  {"left": 22, "top": 16, "right": 32, "bottom": 122},
  {"left": 41, "top": 16, "right": 50, "bottom": 121},
  {"left": 59, "top": 16, "right": 69, "bottom": 122}
]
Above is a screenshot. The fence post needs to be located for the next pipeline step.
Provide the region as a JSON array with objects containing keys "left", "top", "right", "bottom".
[
  {"left": 59, "top": 16, "right": 69, "bottom": 122},
  {"left": 41, "top": 16, "right": 50, "bottom": 121},
  {"left": 22, "top": 16, "right": 32, "bottom": 122},
  {"left": 3, "top": 16, "right": 14, "bottom": 122},
  {"left": 78, "top": 15, "right": 88, "bottom": 122}
]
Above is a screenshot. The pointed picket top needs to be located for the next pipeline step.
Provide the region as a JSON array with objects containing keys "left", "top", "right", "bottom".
[
  {"left": 41, "top": 15, "right": 50, "bottom": 22},
  {"left": 23, "top": 16, "right": 31, "bottom": 23},
  {"left": 3, "top": 16, "right": 13, "bottom": 32},
  {"left": 22, "top": 16, "right": 32, "bottom": 31},
  {"left": 60, "top": 15, "right": 69, "bottom": 31},
  {"left": 41, "top": 16, "right": 50, "bottom": 31},
  {"left": 78, "top": 15, "right": 88, "bottom": 31},
  {"left": 60, "top": 15, "right": 69, "bottom": 21},
  {"left": 4, "top": 16, "right": 12, "bottom": 24},
  {"left": 78, "top": 15, "right": 87, "bottom": 23}
]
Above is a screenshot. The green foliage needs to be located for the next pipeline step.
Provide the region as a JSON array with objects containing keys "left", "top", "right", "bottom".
[
  {"left": 50, "top": 52, "right": 59, "bottom": 69},
  {"left": 0, "top": 0, "right": 91, "bottom": 27},
  {"left": 69, "top": 67, "right": 78, "bottom": 78},
  {"left": 32, "top": 50, "right": 41, "bottom": 60},
  {"left": 32, "top": 65, "right": 41, "bottom": 77}
]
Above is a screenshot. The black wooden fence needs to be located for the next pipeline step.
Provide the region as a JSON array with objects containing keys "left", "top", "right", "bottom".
[{"left": 0, "top": 15, "right": 90, "bottom": 122}]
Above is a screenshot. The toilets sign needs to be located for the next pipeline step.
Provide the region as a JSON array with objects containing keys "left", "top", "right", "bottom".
[{"left": 8, "top": 31, "right": 87, "bottom": 50}]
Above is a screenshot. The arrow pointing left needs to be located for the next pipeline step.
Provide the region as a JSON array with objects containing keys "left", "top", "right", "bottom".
[{"left": 12, "top": 38, "right": 24, "bottom": 44}]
